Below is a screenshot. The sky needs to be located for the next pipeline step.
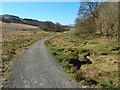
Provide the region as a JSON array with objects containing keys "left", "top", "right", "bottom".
[{"left": 1, "top": 2, "right": 80, "bottom": 25}]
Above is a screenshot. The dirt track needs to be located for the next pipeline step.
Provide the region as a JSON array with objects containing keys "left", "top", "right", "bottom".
[{"left": 4, "top": 36, "right": 80, "bottom": 88}]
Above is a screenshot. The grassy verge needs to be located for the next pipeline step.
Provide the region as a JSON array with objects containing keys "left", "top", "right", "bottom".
[{"left": 45, "top": 32, "right": 119, "bottom": 88}]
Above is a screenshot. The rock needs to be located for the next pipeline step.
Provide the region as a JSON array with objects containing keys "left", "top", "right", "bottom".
[
  {"left": 100, "top": 52, "right": 108, "bottom": 55},
  {"left": 86, "top": 79, "right": 98, "bottom": 85},
  {"left": 10, "top": 49, "right": 16, "bottom": 54},
  {"left": 52, "top": 52, "right": 58, "bottom": 56},
  {"left": 112, "top": 46, "right": 120, "bottom": 51}
]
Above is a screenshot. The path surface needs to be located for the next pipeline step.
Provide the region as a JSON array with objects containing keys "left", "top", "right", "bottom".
[{"left": 4, "top": 36, "right": 80, "bottom": 88}]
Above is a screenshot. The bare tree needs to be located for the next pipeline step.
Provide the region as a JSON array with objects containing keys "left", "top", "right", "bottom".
[
  {"left": 78, "top": 2, "right": 101, "bottom": 20},
  {"left": 75, "top": 2, "right": 101, "bottom": 35}
]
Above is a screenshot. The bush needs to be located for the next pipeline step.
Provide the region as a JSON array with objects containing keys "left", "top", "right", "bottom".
[{"left": 101, "top": 83, "right": 115, "bottom": 88}]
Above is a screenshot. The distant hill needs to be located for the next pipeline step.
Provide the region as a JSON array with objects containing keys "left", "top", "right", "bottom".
[
  {"left": 0, "top": 14, "right": 69, "bottom": 32},
  {"left": 0, "top": 14, "right": 50, "bottom": 26},
  {"left": 64, "top": 24, "right": 74, "bottom": 28}
]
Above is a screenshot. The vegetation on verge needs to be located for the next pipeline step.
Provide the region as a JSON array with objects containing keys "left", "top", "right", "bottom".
[{"left": 46, "top": 32, "right": 119, "bottom": 88}]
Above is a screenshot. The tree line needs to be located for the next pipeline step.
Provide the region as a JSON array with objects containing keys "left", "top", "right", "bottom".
[
  {"left": 75, "top": 2, "right": 119, "bottom": 38},
  {"left": 39, "top": 21, "right": 68, "bottom": 32},
  {"left": 0, "top": 14, "right": 68, "bottom": 32}
]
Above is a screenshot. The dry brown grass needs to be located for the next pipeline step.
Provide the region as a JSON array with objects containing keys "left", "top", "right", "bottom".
[
  {"left": 47, "top": 33, "right": 119, "bottom": 88},
  {"left": 1, "top": 22, "right": 54, "bottom": 86}
]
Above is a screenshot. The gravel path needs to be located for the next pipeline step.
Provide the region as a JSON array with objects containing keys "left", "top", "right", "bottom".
[{"left": 4, "top": 36, "right": 81, "bottom": 88}]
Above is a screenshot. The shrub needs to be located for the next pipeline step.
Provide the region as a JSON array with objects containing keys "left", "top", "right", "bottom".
[{"left": 101, "top": 83, "right": 115, "bottom": 88}]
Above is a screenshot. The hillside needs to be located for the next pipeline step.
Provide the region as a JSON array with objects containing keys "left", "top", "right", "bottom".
[
  {"left": 1, "top": 22, "right": 38, "bottom": 31},
  {"left": 0, "top": 14, "right": 46, "bottom": 26},
  {"left": 0, "top": 14, "right": 68, "bottom": 32}
]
